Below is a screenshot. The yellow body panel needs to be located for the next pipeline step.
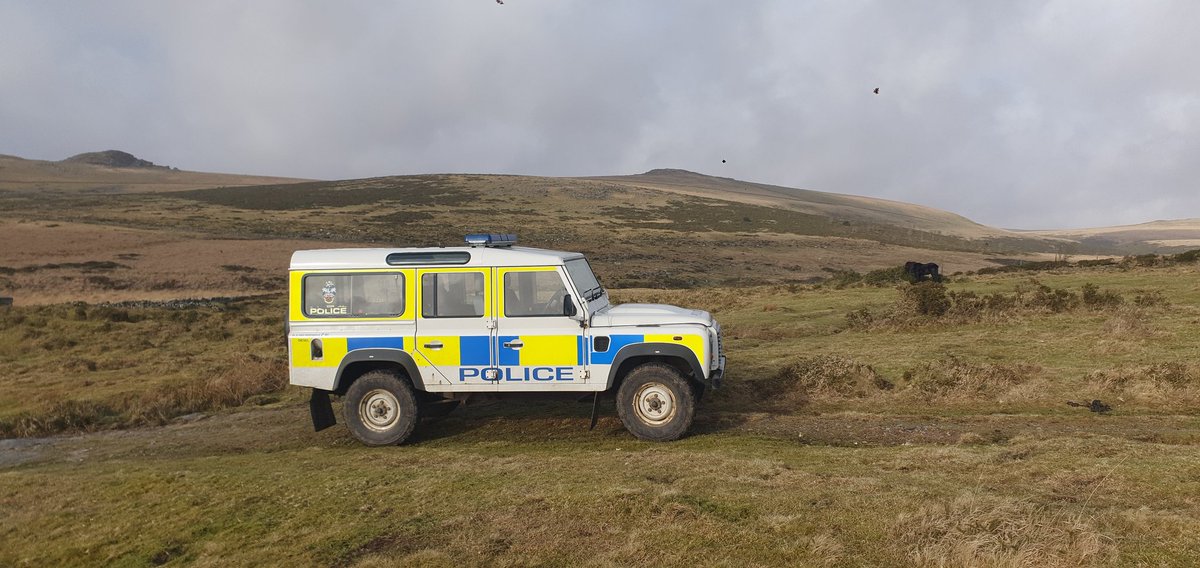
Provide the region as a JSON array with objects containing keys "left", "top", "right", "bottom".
[
  {"left": 290, "top": 337, "right": 348, "bottom": 368},
  {"left": 646, "top": 334, "right": 705, "bottom": 363},
  {"left": 518, "top": 335, "right": 578, "bottom": 366},
  {"left": 414, "top": 335, "right": 461, "bottom": 367}
]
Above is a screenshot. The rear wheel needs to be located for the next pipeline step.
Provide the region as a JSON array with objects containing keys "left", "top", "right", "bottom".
[
  {"left": 344, "top": 370, "right": 419, "bottom": 446},
  {"left": 616, "top": 363, "right": 696, "bottom": 441}
]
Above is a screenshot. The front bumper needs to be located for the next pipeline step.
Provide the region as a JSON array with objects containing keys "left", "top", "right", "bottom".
[{"left": 710, "top": 355, "right": 726, "bottom": 389}]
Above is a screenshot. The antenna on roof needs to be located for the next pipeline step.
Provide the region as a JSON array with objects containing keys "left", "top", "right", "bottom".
[{"left": 464, "top": 233, "right": 517, "bottom": 248}]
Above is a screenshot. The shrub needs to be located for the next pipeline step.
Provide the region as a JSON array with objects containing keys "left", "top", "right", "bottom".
[
  {"left": 1020, "top": 280, "right": 1079, "bottom": 313},
  {"left": 902, "top": 282, "right": 950, "bottom": 316},
  {"left": 1081, "top": 283, "right": 1123, "bottom": 308},
  {"left": 1077, "top": 258, "right": 1117, "bottom": 268},
  {"left": 1172, "top": 249, "right": 1200, "bottom": 263},
  {"left": 861, "top": 266, "right": 909, "bottom": 286},
  {"left": 821, "top": 269, "right": 862, "bottom": 289}
]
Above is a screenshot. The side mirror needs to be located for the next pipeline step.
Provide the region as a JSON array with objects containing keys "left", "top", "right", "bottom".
[{"left": 563, "top": 294, "right": 578, "bottom": 318}]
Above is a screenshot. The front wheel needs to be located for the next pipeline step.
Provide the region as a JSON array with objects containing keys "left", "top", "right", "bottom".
[
  {"left": 616, "top": 363, "right": 696, "bottom": 441},
  {"left": 344, "top": 370, "right": 420, "bottom": 446}
]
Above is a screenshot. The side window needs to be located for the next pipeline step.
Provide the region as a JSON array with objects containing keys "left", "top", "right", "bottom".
[
  {"left": 422, "top": 272, "right": 485, "bottom": 318},
  {"left": 504, "top": 271, "right": 568, "bottom": 317},
  {"left": 303, "top": 273, "right": 405, "bottom": 318}
]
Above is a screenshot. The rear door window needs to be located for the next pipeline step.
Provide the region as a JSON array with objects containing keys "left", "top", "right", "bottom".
[{"left": 303, "top": 273, "right": 405, "bottom": 318}]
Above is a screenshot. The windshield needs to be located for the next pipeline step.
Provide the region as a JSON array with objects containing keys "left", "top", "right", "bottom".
[{"left": 565, "top": 258, "right": 605, "bottom": 302}]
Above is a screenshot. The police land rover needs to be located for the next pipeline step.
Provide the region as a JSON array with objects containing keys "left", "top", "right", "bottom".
[{"left": 288, "top": 234, "right": 725, "bottom": 445}]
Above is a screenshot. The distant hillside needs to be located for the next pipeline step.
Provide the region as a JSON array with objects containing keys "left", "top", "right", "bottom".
[
  {"left": 590, "top": 169, "right": 1200, "bottom": 255},
  {"left": 0, "top": 153, "right": 310, "bottom": 194},
  {"left": 62, "top": 150, "right": 161, "bottom": 169},
  {"left": 592, "top": 169, "right": 1024, "bottom": 240},
  {"left": 3, "top": 153, "right": 1194, "bottom": 257},
  {"left": 1023, "top": 219, "right": 1200, "bottom": 254}
]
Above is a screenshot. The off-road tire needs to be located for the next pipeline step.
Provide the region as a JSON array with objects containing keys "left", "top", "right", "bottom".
[
  {"left": 616, "top": 363, "right": 696, "bottom": 441},
  {"left": 344, "top": 370, "right": 420, "bottom": 446}
]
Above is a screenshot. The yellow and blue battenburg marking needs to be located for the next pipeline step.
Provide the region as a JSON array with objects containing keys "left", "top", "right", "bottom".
[
  {"left": 346, "top": 337, "right": 406, "bottom": 350},
  {"left": 292, "top": 333, "right": 703, "bottom": 381},
  {"left": 589, "top": 334, "right": 644, "bottom": 364}
]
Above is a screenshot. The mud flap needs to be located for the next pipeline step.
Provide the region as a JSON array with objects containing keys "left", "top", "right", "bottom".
[
  {"left": 310, "top": 389, "right": 336, "bottom": 432},
  {"left": 588, "top": 392, "right": 600, "bottom": 431}
]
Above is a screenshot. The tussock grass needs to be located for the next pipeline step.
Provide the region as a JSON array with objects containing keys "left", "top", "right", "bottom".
[
  {"left": 772, "top": 355, "right": 892, "bottom": 401},
  {"left": 894, "top": 493, "right": 1115, "bottom": 567},
  {"left": 903, "top": 359, "right": 1039, "bottom": 397},
  {"left": 1, "top": 354, "right": 286, "bottom": 437},
  {"left": 1084, "top": 363, "right": 1200, "bottom": 407},
  {"left": 0, "top": 298, "right": 290, "bottom": 437}
]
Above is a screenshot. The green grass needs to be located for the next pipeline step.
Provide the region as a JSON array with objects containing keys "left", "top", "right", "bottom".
[
  {"left": 3, "top": 265, "right": 1200, "bottom": 565},
  {"left": 0, "top": 298, "right": 289, "bottom": 435},
  {"left": 3, "top": 410, "right": 1198, "bottom": 566}
]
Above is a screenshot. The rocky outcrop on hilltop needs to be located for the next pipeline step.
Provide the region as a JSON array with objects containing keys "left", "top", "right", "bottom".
[{"left": 62, "top": 150, "right": 164, "bottom": 168}]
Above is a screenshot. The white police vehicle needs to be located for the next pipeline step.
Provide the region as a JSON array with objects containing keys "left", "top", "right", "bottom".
[{"left": 288, "top": 234, "right": 725, "bottom": 445}]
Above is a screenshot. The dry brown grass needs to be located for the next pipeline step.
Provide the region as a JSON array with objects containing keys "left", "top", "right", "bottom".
[
  {"left": 1084, "top": 362, "right": 1200, "bottom": 407},
  {"left": 903, "top": 359, "right": 1040, "bottom": 397},
  {"left": 2, "top": 354, "right": 286, "bottom": 437},
  {"left": 773, "top": 355, "right": 892, "bottom": 401},
  {"left": 1101, "top": 306, "right": 1158, "bottom": 338},
  {"left": 0, "top": 220, "right": 360, "bottom": 304},
  {"left": 894, "top": 493, "right": 1115, "bottom": 567}
]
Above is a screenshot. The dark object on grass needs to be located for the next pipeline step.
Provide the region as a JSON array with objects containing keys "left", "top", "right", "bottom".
[
  {"left": 0, "top": 297, "right": 11, "bottom": 308},
  {"left": 310, "top": 389, "right": 336, "bottom": 431},
  {"left": 904, "top": 261, "right": 942, "bottom": 283},
  {"left": 589, "top": 391, "right": 600, "bottom": 430},
  {"left": 1067, "top": 399, "right": 1112, "bottom": 413}
]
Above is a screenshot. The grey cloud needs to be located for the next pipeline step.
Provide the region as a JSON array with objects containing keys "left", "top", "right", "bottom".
[{"left": 1, "top": 0, "right": 1198, "bottom": 229}]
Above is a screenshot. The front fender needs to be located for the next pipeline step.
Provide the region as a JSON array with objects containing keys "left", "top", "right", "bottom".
[{"left": 604, "top": 342, "right": 705, "bottom": 390}]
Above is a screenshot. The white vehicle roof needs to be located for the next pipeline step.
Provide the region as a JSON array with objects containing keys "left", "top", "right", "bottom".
[{"left": 290, "top": 246, "right": 584, "bottom": 271}]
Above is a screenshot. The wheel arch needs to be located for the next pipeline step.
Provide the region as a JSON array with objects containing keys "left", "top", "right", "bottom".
[
  {"left": 604, "top": 343, "right": 705, "bottom": 391},
  {"left": 333, "top": 348, "right": 425, "bottom": 395}
]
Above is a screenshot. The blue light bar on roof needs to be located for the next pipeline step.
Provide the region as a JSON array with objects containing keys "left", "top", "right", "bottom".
[{"left": 464, "top": 233, "right": 518, "bottom": 248}]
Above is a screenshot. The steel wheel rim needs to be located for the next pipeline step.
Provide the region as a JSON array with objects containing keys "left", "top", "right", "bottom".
[
  {"left": 633, "top": 382, "right": 676, "bottom": 426},
  {"left": 359, "top": 389, "right": 401, "bottom": 432}
]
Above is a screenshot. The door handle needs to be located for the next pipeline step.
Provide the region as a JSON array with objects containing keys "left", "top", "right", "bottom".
[
  {"left": 503, "top": 341, "right": 524, "bottom": 349},
  {"left": 423, "top": 341, "right": 444, "bottom": 350}
]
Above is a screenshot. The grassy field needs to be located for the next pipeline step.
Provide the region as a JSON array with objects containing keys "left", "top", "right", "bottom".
[
  {"left": 0, "top": 172, "right": 1058, "bottom": 300},
  {"left": 2, "top": 165, "right": 1199, "bottom": 565},
  {"left": 3, "top": 263, "right": 1200, "bottom": 566}
]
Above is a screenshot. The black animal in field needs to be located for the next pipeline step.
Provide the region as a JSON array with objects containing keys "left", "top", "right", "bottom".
[{"left": 904, "top": 262, "right": 942, "bottom": 283}]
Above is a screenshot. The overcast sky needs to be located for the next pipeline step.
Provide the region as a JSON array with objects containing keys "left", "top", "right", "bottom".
[{"left": 2, "top": 1, "right": 1198, "bottom": 229}]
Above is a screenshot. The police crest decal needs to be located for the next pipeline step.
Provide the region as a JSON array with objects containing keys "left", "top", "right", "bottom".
[{"left": 322, "top": 281, "right": 336, "bottom": 304}]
